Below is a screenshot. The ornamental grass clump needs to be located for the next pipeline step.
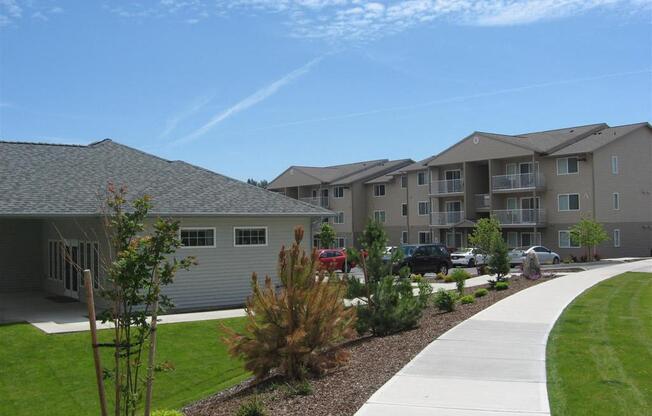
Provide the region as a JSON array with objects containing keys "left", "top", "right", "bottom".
[{"left": 224, "top": 226, "right": 357, "bottom": 381}]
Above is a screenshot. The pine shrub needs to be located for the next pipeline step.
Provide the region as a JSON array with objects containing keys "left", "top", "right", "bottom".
[
  {"left": 495, "top": 281, "right": 509, "bottom": 291},
  {"left": 460, "top": 295, "right": 475, "bottom": 304},
  {"left": 434, "top": 289, "right": 457, "bottom": 312},
  {"left": 474, "top": 288, "right": 488, "bottom": 298}
]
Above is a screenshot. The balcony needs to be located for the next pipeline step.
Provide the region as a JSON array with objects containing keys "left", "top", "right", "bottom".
[
  {"left": 431, "top": 211, "right": 464, "bottom": 226},
  {"left": 430, "top": 178, "right": 464, "bottom": 196},
  {"left": 492, "top": 209, "right": 546, "bottom": 226},
  {"left": 474, "top": 194, "right": 491, "bottom": 211},
  {"left": 491, "top": 173, "right": 545, "bottom": 192},
  {"left": 300, "top": 196, "right": 329, "bottom": 208}
]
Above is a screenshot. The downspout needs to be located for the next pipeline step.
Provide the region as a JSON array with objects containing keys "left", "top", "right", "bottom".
[
  {"left": 532, "top": 153, "right": 537, "bottom": 243},
  {"left": 406, "top": 173, "right": 410, "bottom": 244}
]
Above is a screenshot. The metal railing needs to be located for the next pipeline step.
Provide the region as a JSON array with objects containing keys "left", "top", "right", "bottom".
[
  {"left": 475, "top": 193, "right": 491, "bottom": 210},
  {"left": 300, "top": 196, "right": 329, "bottom": 208},
  {"left": 492, "top": 209, "right": 546, "bottom": 225},
  {"left": 431, "top": 178, "right": 464, "bottom": 195},
  {"left": 491, "top": 173, "right": 545, "bottom": 191},
  {"left": 431, "top": 211, "right": 464, "bottom": 226}
]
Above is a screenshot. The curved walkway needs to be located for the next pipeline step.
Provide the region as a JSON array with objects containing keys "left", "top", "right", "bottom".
[{"left": 355, "top": 259, "right": 652, "bottom": 416}]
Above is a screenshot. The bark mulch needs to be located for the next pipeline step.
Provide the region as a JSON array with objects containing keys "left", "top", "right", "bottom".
[{"left": 184, "top": 276, "right": 554, "bottom": 416}]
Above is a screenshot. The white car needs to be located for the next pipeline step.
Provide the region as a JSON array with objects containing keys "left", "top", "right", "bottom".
[
  {"left": 509, "top": 246, "right": 560, "bottom": 266},
  {"left": 451, "top": 248, "right": 487, "bottom": 268}
]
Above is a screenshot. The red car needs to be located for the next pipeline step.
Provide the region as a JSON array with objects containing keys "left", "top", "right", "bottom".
[{"left": 317, "top": 249, "right": 354, "bottom": 272}]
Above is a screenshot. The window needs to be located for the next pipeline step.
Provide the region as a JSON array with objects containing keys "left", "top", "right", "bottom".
[
  {"left": 418, "top": 201, "right": 430, "bottom": 216},
  {"left": 445, "top": 232, "right": 463, "bottom": 248},
  {"left": 506, "top": 232, "right": 518, "bottom": 248},
  {"left": 401, "top": 231, "right": 408, "bottom": 244},
  {"left": 234, "top": 227, "right": 267, "bottom": 247},
  {"left": 557, "top": 157, "right": 579, "bottom": 175},
  {"left": 334, "top": 212, "right": 344, "bottom": 224},
  {"left": 333, "top": 186, "right": 344, "bottom": 198},
  {"left": 401, "top": 203, "right": 408, "bottom": 217},
  {"left": 417, "top": 171, "right": 427, "bottom": 186},
  {"left": 48, "top": 241, "right": 54, "bottom": 279},
  {"left": 521, "top": 232, "right": 542, "bottom": 247},
  {"left": 613, "top": 229, "right": 621, "bottom": 247},
  {"left": 418, "top": 231, "right": 432, "bottom": 244},
  {"left": 181, "top": 228, "right": 216, "bottom": 247},
  {"left": 374, "top": 184, "right": 386, "bottom": 197},
  {"left": 559, "top": 230, "right": 580, "bottom": 248},
  {"left": 613, "top": 192, "right": 620, "bottom": 210},
  {"left": 558, "top": 194, "right": 580, "bottom": 211},
  {"left": 400, "top": 175, "right": 408, "bottom": 188},
  {"left": 336, "top": 237, "right": 346, "bottom": 248},
  {"left": 611, "top": 156, "right": 619, "bottom": 174},
  {"left": 374, "top": 210, "right": 386, "bottom": 223}
]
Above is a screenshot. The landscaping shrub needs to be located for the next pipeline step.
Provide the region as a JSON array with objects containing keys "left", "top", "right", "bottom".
[
  {"left": 459, "top": 295, "right": 475, "bottom": 304},
  {"left": 443, "top": 275, "right": 455, "bottom": 283},
  {"left": 398, "top": 266, "right": 411, "bottom": 279},
  {"left": 487, "top": 238, "right": 510, "bottom": 289},
  {"left": 434, "top": 289, "right": 457, "bottom": 312},
  {"left": 410, "top": 273, "right": 425, "bottom": 283},
  {"left": 236, "top": 397, "right": 268, "bottom": 416},
  {"left": 495, "top": 281, "right": 509, "bottom": 291},
  {"left": 436, "top": 272, "right": 447, "bottom": 280},
  {"left": 346, "top": 275, "right": 366, "bottom": 299},
  {"left": 282, "top": 379, "right": 313, "bottom": 397},
  {"left": 152, "top": 410, "right": 184, "bottom": 416},
  {"left": 563, "top": 256, "right": 574, "bottom": 264},
  {"left": 522, "top": 251, "right": 541, "bottom": 280},
  {"left": 224, "top": 227, "right": 357, "bottom": 381},
  {"left": 356, "top": 276, "right": 433, "bottom": 336},
  {"left": 474, "top": 288, "right": 488, "bottom": 298},
  {"left": 451, "top": 268, "right": 470, "bottom": 295},
  {"left": 476, "top": 264, "right": 488, "bottom": 276}
]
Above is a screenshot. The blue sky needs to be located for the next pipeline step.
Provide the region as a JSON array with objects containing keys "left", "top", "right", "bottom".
[{"left": 1, "top": 1, "right": 650, "bottom": 182}]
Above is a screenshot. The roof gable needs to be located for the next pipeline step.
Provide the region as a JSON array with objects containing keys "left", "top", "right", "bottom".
[{"left": 427, "top": 132, "right": 533, "bottom": 166}]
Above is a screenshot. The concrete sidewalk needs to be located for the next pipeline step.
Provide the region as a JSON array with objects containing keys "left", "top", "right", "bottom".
[{"left": 355, "top": 259, "right": 652, "bottom": 416}]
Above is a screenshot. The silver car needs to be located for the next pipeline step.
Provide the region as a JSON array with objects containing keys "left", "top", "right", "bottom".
[{"left": 509, "top": 246, "right": 561, "bottom": 266}]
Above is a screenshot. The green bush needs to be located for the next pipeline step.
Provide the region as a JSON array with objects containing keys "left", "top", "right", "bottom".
[
  {"left": 436, "top": 272, "right": 447, "bottom": 280},
  {"left": 443, "top": 275, "right": 455, "bottom": 283},
  {"left": 410, "top": 273, "right": 425, "bottom": 283},
  {"left": 474, "top": 288, "right": 488, "bottom": 298},
  {"left": 356, "top": 276, "right": 433, "bottom": 336},
  {"left": 236, "top": 396, "right": 268, "bottom": 416},
  {"left": 283, "top": 379, "right": 313, "bottom": 397},
  {"left": 152, "top": 411, "right": 183, "bottom": 416},
  {"left": 451, "top": 268, "right": 469, "bottom": 295},
  {"left": 495, "top": 281, "right": 509, "bottom": 291},
  {"left": 459, "top": 295, "right": 475, "bottom": 304},
  {"left": 398, "top": 266, "right": 411, "bottom": 279},
  {"left": 434, "top": 289, "right": 456, "bottom": 312},
  {"left": 346, "top": 275, "right": 366, "bottom": 299}
]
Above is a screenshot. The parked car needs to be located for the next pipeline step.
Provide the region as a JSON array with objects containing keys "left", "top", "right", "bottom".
[
  {"left": 317, "top": 249, "right": 354, "bottom": 272},
  {"left": 509, "top": 246, "right": 560, "bottom": 266},
  {"left": 392, "top": 244, "right": 452, "bottom": 275},
  {"left": 451, "top": 247, "right": 487, "bottom": 268}
]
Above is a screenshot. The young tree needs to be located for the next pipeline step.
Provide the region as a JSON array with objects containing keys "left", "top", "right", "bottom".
[
  {"left": 358, "top": 219, "right": 392, "bottom": 281},
  {"left": 98, "top": 185, "right": 196, "bottom": 416},
  {"left": 224, "top": 226, "right": 356, "bottom": 381},
  {"left": 468, "top": 217, "right": 503, "bottom": 255},
  {"left": 319, "top": 222, "right": 336, "bottom": 249},
  {"left": 488, "top": 238, "right": 510, "bottom": 283},
  {"left": 570, "top": 217, "right": 609, "bottom": 260},
  {"left": 246, "top": 178, "right": 269, "bottom": 188}
]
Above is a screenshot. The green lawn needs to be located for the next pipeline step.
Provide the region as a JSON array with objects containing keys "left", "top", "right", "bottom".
[
  {"left": 547, "top": 271, "right": 652, "bottom": 416},
  {"left": 0, "top": 317, "right": 249, "bottom": 415}
]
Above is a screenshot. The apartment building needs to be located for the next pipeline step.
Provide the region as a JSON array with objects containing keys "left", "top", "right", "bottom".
[
  {"left": 267, "top": 158, "right": 414, "bottom": 247},
  {"left": 423, "top": 122, "right": 652, "bottom": 258}
]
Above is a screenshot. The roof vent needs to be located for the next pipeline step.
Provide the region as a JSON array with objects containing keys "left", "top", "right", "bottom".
[{"left": 569, "top": 129, "right": 574, "bottom": 132}]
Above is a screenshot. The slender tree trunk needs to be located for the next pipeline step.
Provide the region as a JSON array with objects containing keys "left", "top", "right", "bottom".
[
  {"left": 144, "top": 269, "right": 160, "bottom": 416},
  {"left": 85, "top": 270, "right": 109, "bottom": 416}
]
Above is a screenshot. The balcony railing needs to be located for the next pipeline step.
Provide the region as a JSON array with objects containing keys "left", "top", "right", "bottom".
[
  {"left": 430, "top": 178, "right": 464, "bottom": 195},
  {"left": 475, "top": 193, "right": 491, "bottom": 210},
  {"left": 491, "top": 173, "right": 545, "bottom": 192},
  {"left": 300, "top": 196, "right": 329, "bottom": 208},
  {"left": 492, "top": 209, "right": 546, "bottom": 225},
  {"left": 431, "top": 211, "right": 464, "bottom": 226}
]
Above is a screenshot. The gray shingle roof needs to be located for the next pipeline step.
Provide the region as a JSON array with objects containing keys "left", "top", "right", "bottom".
[
  {"left": 0, "top": 139, "right": 332, "bottom": 217},
  {"left": 268, "top": 159, "right": 389, "bottom": 189},
  {"left": 549, "top": 122, "right": 650, "bottom": 156},
  {"left": 333, "top": 159, "right": 413, "bottom": 185}
]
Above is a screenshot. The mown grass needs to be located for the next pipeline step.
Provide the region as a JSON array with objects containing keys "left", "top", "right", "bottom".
[
  {"left": 0, "top": 317, "right": 249, "bottom": 415},
  {"left": 547, "top": 271, "right": 652, "bottom": 416}
]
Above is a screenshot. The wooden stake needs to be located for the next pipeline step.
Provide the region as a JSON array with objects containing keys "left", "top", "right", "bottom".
[{"left": 85, "top": 269, "right": 109, "bottom": 416}]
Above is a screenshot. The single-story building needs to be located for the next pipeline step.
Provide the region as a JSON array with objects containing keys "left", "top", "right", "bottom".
[{"left": 0, "top": 139, "right": 331, "bottom": 312}]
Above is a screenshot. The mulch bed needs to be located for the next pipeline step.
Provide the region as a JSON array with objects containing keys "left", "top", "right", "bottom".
[{"left": 184, "top": 276, "right": 554, "bottom": 416}]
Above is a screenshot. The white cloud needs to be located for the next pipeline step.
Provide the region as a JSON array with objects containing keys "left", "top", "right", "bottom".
[
  {"left": 1, "top": 0, "right": 64, "bottom": 26},
  {"left": 160, "top": 94, "right": 214, "bottom": 139},
  {"left": 171, "top": 57, "right": 322, "bottom": 145}
]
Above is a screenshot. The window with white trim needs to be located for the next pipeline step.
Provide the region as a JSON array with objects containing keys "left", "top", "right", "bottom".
[
  {"left": 401, "top": 231, "right": 408, "bottom": 244},
  {"left": 374, "top": 184, "right": 386, "bottom": 197},
  {"left": 401, "top": 203, "right": 408, "bottom": 217},
  {"left": 333, "top": 186, "right": 344, "bottom": 198},
  {"left": 613, "top": 192, "right": 620, "bottom": 210},
  {"left": 521, "top": 232, "right": 541, "bottom": 247},
  {"left": 556, "top": 157, "right": 579, "bottom": 175},
  {"left": 417, "top": 171, "right": 427, "bottom": 186},
  {"left": 374, "top": 210, "right": 386, "bottom": 223},
  {"left": 418, "top": 201, "right": 430, "bottom": 216},
  {"left": 611, "top": 155, "right": 619, "bottom": 174},
  {"left": 418, "top": 231, "right": 432, "bottom": 244},
  {"left": 400, "top": 175, "right": 408, "bottom": 188},
  {"left": 334, "top": 212, "right": 344, "bottom": 224},
  {"left": 181, "top": 228, "right": 216, "bottom": 247},
  {"left": 234, "top": 227, "right": 267, "bottom": 247},
  {"left": 336, "top": 237, "right": 346, "bottom": 248},
  {"left": 613, "top": 229, "right": 621, "bottom": 247},
  {"left": 558, "top": 194, "right": 580, "bottom": 211},
  {"left": 558, "top": 230, "right": 580, "bottom": 248}
]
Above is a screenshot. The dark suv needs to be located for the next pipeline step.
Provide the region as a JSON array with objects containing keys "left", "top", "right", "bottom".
[{"left": 392, "top": 244, "right": 452, "bottom": 275}]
